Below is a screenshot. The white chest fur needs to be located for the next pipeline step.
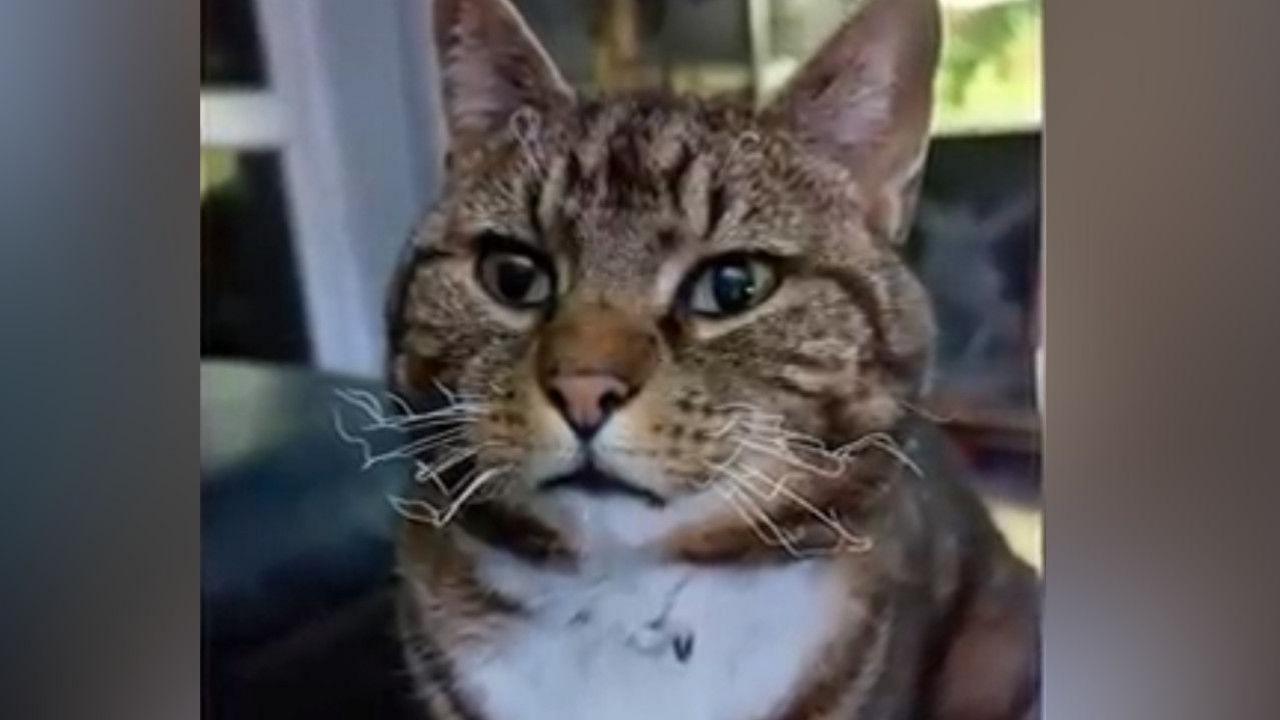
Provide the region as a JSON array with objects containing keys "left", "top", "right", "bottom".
[{"left": 451, "top": 549, "right": 853, "bottom": 720}]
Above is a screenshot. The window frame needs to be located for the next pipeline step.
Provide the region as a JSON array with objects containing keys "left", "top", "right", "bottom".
[{"left": 200, "top": 0, "right": 441, "bottom": 377}]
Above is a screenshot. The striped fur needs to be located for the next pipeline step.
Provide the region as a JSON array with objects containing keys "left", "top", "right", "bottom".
[{"left": 387, "top": 0, "right": 1039, "bottom": 718}]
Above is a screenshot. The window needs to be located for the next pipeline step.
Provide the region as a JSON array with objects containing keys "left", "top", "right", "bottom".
[
  {"left": 201, "top": 149, "right": 309, "bottom": 363},
  {"left": 200, "top": 0, "right": 440, "bottom": 377}
]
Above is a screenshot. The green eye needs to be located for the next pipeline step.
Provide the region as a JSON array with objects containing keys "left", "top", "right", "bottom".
[
  {"left": 478, "top": 249, "right": 553, "bottom": 309},
  {"left": 685, "top": 255, "right": 780, "bottom": 317}
]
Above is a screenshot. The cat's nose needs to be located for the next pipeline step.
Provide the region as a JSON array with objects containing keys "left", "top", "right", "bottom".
[
  {"left": 545, "top": 373, "right": 631, "bottom": 440},
  {"left": 536, "top": 302, "right": 660, "bottom": 441}
]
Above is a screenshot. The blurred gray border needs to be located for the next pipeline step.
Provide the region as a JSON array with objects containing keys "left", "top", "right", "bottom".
[
  {"left": 1044, "top": 0, "right": 1280, "bottom": 716},
  {"left": 3, "top": 0, "right": 1280, "bottom": 717}
]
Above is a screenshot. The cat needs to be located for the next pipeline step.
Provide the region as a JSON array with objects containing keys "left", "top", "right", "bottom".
[{"left": 383, "top": 0, "right": 1040, "bottom": 718}]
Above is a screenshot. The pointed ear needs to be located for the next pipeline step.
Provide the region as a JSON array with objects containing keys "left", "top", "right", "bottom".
[
  {"left": 433, "top": 0, "right": 574, "bottom": 143},
  {"left": 763, "top": 0, "right": 941, "bottom": 243}
]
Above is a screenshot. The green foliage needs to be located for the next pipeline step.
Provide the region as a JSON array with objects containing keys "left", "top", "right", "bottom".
[
  {"left": 934, "top": 0, "right": 1042, "bottom": 134},
  {"left": 201, "top": 150, "right": 238, "bottom": 199}
]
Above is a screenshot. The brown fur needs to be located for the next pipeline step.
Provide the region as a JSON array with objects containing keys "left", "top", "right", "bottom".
[{"left": 387, "top": 0, "right": 1039, "bottom": 718}]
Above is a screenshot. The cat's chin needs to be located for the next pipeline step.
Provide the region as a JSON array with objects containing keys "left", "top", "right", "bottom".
[{"left": 538, "top": 463, "right": 668, "bottom": 508}]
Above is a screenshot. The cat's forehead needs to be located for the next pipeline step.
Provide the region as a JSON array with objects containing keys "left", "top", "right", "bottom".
[
  {"left": 443, "top": 93, "right": 869, "bottom": 273},
  {"left": 567, "top": 95, "right": 744, "bottom": 158},
  {"left": 545, "top": 96, "right": 751, "bottom": 212}
]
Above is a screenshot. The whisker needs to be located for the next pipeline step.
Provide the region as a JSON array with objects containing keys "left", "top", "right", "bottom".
[
  {"left": 374, "top": 401, "right": 488, "bottom": 425},
  {"left": 381, "top": 428, "right": 474, "bottom": 460},
  {"left": 707, "top": 414, "right": 744, "bottom": 440},
  {"left": 388, "top": 464, "right": 514, "bottom": 529},
  {"left": 333, "top": 388, "right": 388, "bottom": 424},
  {"left": 388, "top": 495, "right": 444, "bottom": 526},
  {"left": 413, "top": 461, "right": 453, "bottom": 498},
  {"left": 443, "top": 465, "right": 512, "bottom": 521},
  {"left": 334, "top": 385, "right": 490, "bottom": 436},
  {"left": 735, "top": 463, "right": 804, "bottom": 501},
  {"left": 412, "top": 444, "right": 480, "bottom": 495},
  {"left": 711, "top": 483, "right": 809, "bottom": 555},
  {"left": 383, "top": 391, "right": 416, "bottom": 417},
  {"left": 834, "top": 432, "right": 924, "bottom": 478},
  {"left": 898, "top": 398, "right": 956, "bottom": 425},
  {"left": 738, "top": 421, "right": 827, "bottom": 449},
  {"left": 337, "top": 424, "right": 474, "bottom": 471},
  {"left": 713, "top": 460, "right": 873, "bottom": 555},
  {"left": 413, "top": 441, "right": 511, "bottom": 496},
  {"left": 373, "top": 413, "right": 482, "bottom": 432},
  {"left": 731, "top": 436, "right": 847, "bottom": 478},
  {"left": 333, "top": 382, "right": 517, "bottom": 529},
  {"left": 332, "top": 407, "right": 376, "bottom": 464},
  {"left": 467, "top": 470, "right": 515, "bottom": 505},
  {"left": 711, "top": 401, "right": 781, "bottom": 421},
  {"left": 430, "top": 379, "right": 457, "bottom": 404}
]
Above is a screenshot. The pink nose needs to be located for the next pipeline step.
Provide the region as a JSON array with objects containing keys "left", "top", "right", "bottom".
[{"left": 545, "top": 373, "right": 631, "bottom": 439}]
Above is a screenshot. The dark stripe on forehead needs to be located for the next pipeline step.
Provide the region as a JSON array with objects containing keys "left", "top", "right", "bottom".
[
  {"left": 525, "top": 177, "right": 543, "bottom": 236},
  {"left": 663, "top": 142, "right": 696, "bottom": 209},
  {"left": 705, "top": 183, "right": 728, "bottom": 240},
  {"left": 571, "top": 102, "right": 711, "bottom": 215}
]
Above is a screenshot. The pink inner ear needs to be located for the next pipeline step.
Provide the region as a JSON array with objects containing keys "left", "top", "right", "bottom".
[
  {"left": 813, "top": 76, "right": 894, "bottom": 155},
  {"left": 434, "top": 0, "right": 572, "bottom": 137},
  {"left": 445, "top": 57, "right": 518, "bottom": 133},
  {"left": 763, "top": 0, "right": 939, "bottom": 183}
]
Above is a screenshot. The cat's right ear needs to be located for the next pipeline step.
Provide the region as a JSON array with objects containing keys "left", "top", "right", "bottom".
[
  {"left": 432, "top": 0, "right": 574, "bottom": 144},
  {"left": 761, "top": 0, "right": 940, "bottom": 244}
]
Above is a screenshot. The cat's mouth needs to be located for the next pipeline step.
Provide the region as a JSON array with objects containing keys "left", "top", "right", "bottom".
[{"left": 539, "top": 463, "right": 667, "bottom": 508}]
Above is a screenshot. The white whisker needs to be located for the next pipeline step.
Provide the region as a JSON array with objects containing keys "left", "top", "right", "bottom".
[
  {"left": 412, "top": 444, "right": 479, "bottom": 495},
  {"left": 374, "top": 412, "right": 482, "bottom": 432},
  {"left": 382, "top": 391, "right": 416, "bottom": 417},
  {"left": 388, "top": 495, "right": 446, "bottom": 526},
  {"left": 442, "top": 465, "right": 512, "bottom": 522},
  {"left": 332, "top": 407, "right": 376, "bottom": 463},
  {"left": 732, "top": 436, "right": 846, "bottom": 478},
  {"left": 333, "top": 388, "right": 387, "bottom": 424},
  {"left": 388, "top": 464, "right": 514, "bottom": 529},
  {"left": 348, "top": 427, "right": 472, "bottom": 470},
  {"left": 834, "top": 432, "right": 923, "bottom": 478},
  {"left": 711, "top": 483, "right": 808, "bottom": 555},
  {"left": 709, "top": 458, "right": 873, "bottom": 556}
]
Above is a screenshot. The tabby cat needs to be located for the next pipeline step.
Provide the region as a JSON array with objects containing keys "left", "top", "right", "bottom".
[{"left": 384, "top": 0, "right": 1040, "bottom": 718}]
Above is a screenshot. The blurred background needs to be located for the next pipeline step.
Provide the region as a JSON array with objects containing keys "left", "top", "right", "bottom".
[{"left": 201, "top": 0, "right": 1040, "bottom": 716}]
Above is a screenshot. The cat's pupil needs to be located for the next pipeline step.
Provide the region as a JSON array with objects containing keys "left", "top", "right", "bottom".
[
  {"left": 496, "top": 257, "right": 536, "bottom": 300},
  {"left": 712, "top": 262, "right": 756, "bottom": 311}
]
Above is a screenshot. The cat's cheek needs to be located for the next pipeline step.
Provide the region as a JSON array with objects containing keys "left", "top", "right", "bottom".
[
  {"left": 527, "top": 403, "right": 583, "bottom": 476},
  {"left": 589, "top": 410, "right": 666, "bottom": 484},
  {"left": 837, "top": 393, "right": 903, "bottom": 437},
  {"left": 778, "top": 365, "right": 854, "bottom": 397}
]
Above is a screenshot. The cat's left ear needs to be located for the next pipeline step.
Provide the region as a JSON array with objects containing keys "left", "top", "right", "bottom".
[
  {"left": 432, "top": 0, "right": 574, "bottom": 145},
  {"left": 762, "top": 0, "right": 941, "bottom": 244}
]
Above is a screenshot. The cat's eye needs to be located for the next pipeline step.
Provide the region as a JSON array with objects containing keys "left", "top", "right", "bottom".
[
  {"left": 477, "top": 247, "right": 554, "bottom": 309},
  {"left": 684, "top": 255, "right": 781, "bottom": 318}
]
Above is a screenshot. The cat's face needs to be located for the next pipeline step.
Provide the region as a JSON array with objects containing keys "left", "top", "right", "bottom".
[{"left": 389, "top": 0, "right": 939, "bottom": 523}]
